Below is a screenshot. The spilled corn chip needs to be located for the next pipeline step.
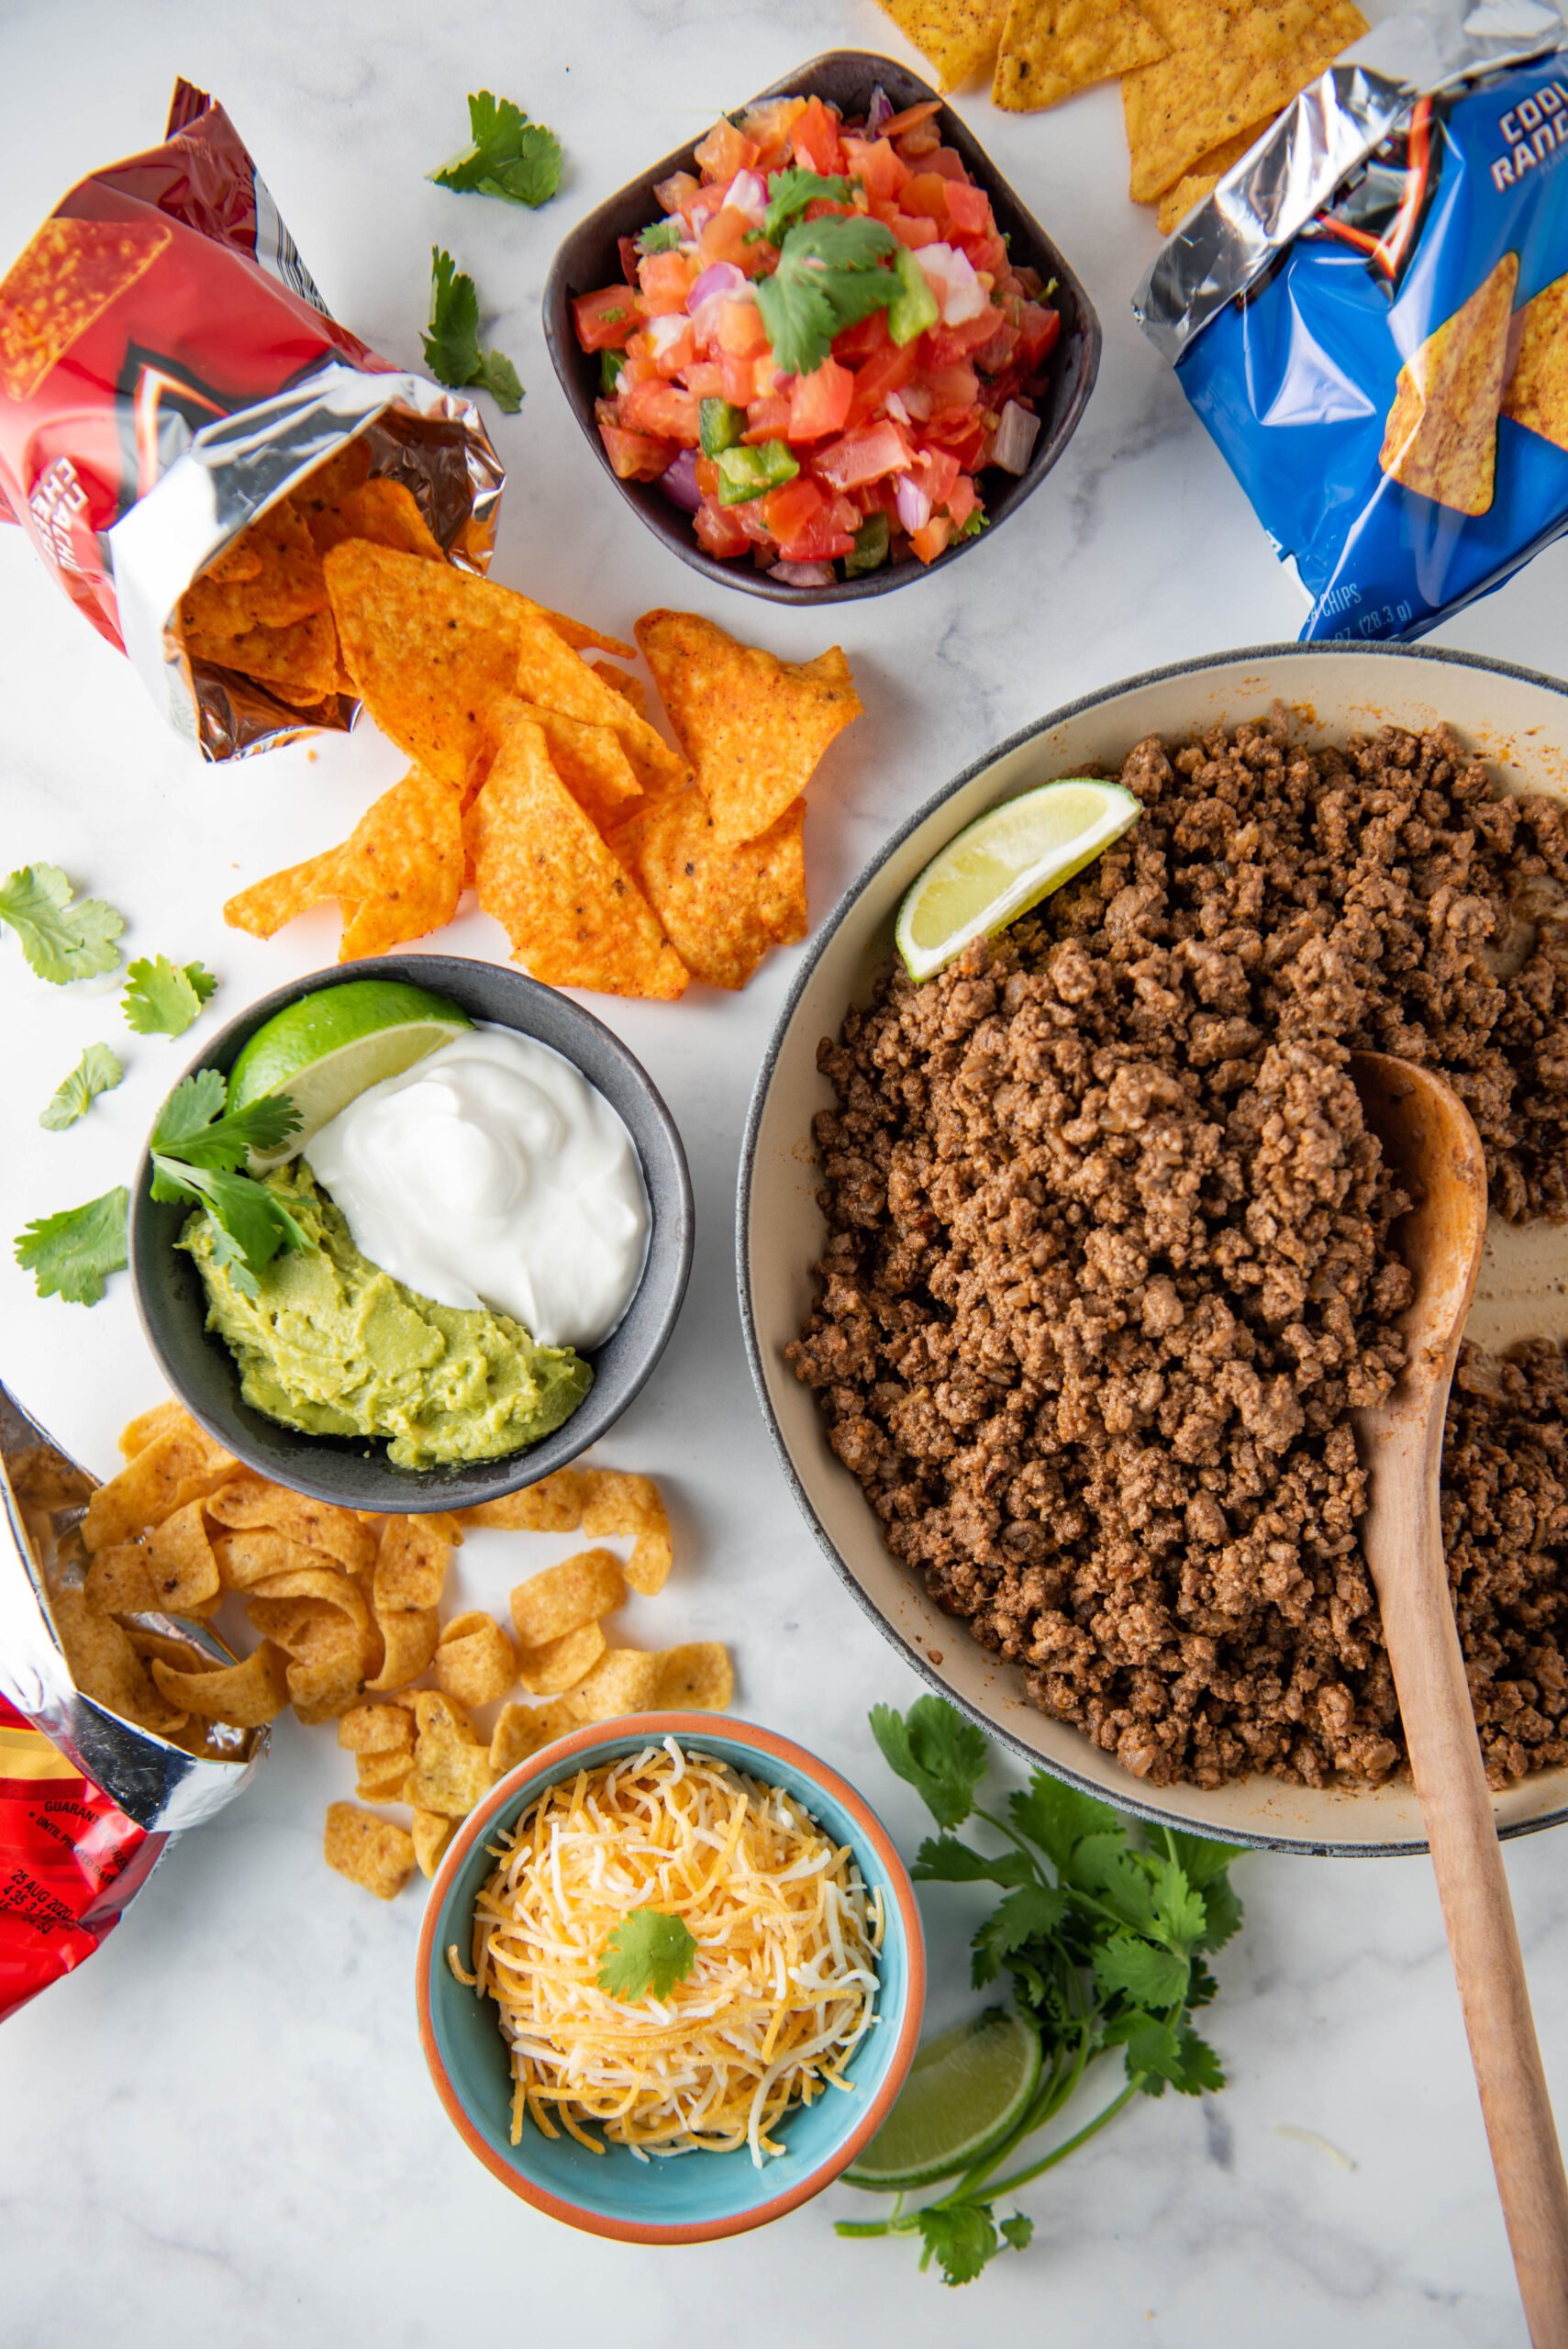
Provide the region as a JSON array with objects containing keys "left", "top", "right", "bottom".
[
  {"left": 509, "top": 1548, "right": 626, "bottom": 1650},
  {"left": 149, "top": 1642, "right": 290, "bottom": 1728},
  {"left": 325, "top": 1802, "right": 417, "bottom": 1900},
  {"left": 514, "top": 1619, "right": 606, "bottom": 1698},
  {"left": 432, "top": 1610, "right": 517, "bottom": 1709},
  {"left": 581, "top": 1473, "right": 673, "bottom": 1597}
]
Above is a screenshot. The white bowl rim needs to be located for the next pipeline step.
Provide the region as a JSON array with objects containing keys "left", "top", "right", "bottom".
[{"left": 737, "top": 638, "right": 1568, "bottom": 1858}]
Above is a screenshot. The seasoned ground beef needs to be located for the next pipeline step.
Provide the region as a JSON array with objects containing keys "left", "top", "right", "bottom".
[{"left": 789, "top": 718, "right": 1568, "bottom": 1789}]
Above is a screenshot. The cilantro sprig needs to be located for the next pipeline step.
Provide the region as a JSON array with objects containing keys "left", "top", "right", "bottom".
[
  {"left": 423, "top": 249, "right": 523, "bottom": 414},
  {"left": 839, "top": 1698, "right": 1243, "bottom": 2288},
  {"left": 14, "top": 1187, "right": 128, "bottom": 1306},
  {"left": 431, "top": 91, "right": 563, "bottom": 208},
  {"left": 150, "top": 1070, "right": 307, "bottom": 1296},
  {"left": 0, "top": 863, "right": 124, "bottom": 983},
  {"left": 762, "top": 167, "right": 855, "bottom": 242},
  {"left": 755, "top": 213, "right": 898, "bottom": 380},
  {"left": 597, "top": 1908, "right": 697, "bottom": 2001},
  {"left": 40, "top": 1042, "right": 123, "bottom": 1130},
  {"left": 122, "top": 954, "right": 217, "bottom": 1038}
]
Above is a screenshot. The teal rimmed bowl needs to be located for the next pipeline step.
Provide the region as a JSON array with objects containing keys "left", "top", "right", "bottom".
[{"left": 416, "top": 1713, "right": 926, "bottom": 2243}]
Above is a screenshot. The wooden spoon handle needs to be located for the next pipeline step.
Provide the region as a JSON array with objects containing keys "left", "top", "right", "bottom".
[{"left": 1370, "top": 1420, "right": 1568, "bottom": 2348}]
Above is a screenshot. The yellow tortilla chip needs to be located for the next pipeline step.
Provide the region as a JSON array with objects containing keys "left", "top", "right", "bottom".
[
  {"left": 0, "top": 217, "right": 171, "bottom": 402},
  {"left": 607, "top": 790, "right": 805, "bottom": 990},
  {"left": 464, "top": 713, "right": 688, "bottom": 999},
  {"left": 1122, "top": 0, "right": 1366, "bottom": 203},
  {"left": 994, "top": 0, "right": 1166, "bottom": 111},
  {"left": 489, "top": 1698, "right": 584, "bottom": 1775},
  {"left": 875, "top": 0, "right": 1008, "bottom": 88},
  {"left": 509, "top": 1549, "right": 626, "bottom": 1650},
  {"left": 580, "top": 1472, "right": 673, "bottom": 1598},
  {"left": 149, "top": 1642, "right": 290, "bottom": 1728},
  {"left": 459, "top": 1470, "right": 585, "bottom": 1531},
  {"left": 1155, "top": 124, "right": 1269, "bottom": 232},
  {"left": 1380, "top": 253, "right": 1518, "bottom": 517},
  {"left": 432, "top": 1611, "right": 517, "bottom": 1709},
  {"left": 324, "top": 1801, "right": 417, "bottom": 1899},
  {"left": 514, "top": 1619, "right": 606, "bottom": 1697},
  {"left": 1502, "top": 270, "right": 1568, "bottom": 454},
  {"left": 635, "top": 611, "right": 860, "bottom": 849},
  {"left": 306, "top": 476, "right": 444, "bottom": 564},
  {"left": 412, "top": 1808, "right": 456, "bottom": 1879}
]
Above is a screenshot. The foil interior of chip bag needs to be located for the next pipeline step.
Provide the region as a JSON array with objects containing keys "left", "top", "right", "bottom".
[
  {"left": 1133, "top": 0, "right": 1568, "bottom": 641},
  {"left": 0, "top": 1384, "right": 264, "bottom": 2019},
  {"left": 0, "top": 78, "right": 503, "bottom": 759}
]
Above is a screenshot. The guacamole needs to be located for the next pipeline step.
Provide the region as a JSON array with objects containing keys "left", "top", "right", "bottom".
[{"left": 180, "top": 1164, "right": 593, "bottom": 1471}]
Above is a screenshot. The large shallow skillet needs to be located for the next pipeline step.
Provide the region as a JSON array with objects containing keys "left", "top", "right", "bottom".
[{"left": 739, "top": 642, "right": 1568, "bottom": 1856}]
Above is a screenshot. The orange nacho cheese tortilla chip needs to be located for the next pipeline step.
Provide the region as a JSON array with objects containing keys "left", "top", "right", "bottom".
[
  {"left": 465, "top": 713, "right": 688, "bottom": 998},
  {"left": 1122, "top": 0, "right": 1365, "bottom": 204},
  {"left": 323, "top": 541, "right": 526, "bottom": 786},
  {"left": 306, "top": 476, "right": 444, "bottom": 563},
  {"left": 994, "top": 0, "right": 1167, "bottom": 113},
  {"left": 182, "top": 608, "right": 339, "bottom": 701},
  {"left": 608, "top": 790, "right": 806, "bottom": 991},
  {"left": 1380, "top": 253, "right": 1519, "bottom": 517},
  {"left": 1502, "top": 271, "right": 1568, "bottom": 454},
  {"left": 494, "top": 698, "right": 645, "bottom": 832},
  {"left": 876, "top": 0, "right": 1010, "bottom": 88},
  {"left": 224, "top": 764, "right": 462, "bottom": 959},
  {"left": 0, "top": 217, "right": 172, "bottom": 402},
  {"left": 635, "top": 610, "right": 860, "bottom": 849}
]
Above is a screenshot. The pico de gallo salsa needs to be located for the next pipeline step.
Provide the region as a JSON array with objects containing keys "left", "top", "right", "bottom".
[{"left": 573, "top": 89, "right": 1062, "bottom": 584}]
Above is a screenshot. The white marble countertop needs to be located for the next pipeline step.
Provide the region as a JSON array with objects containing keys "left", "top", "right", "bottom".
[{"left": 3, "top": 1, "right": 1566, "bottom": 2341}]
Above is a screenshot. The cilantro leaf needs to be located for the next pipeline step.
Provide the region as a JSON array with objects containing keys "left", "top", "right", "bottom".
[
  {"left": 1148, "top": 1855, "right": 1207, "bottom": 1951},
  {"left": 762, "top": 167, "right": 854, "bottom": 242},
  {"left": 0, "top": 863, "right": 124, "bottom": 983},
  {"left": 431, "top": 92, "right": 563, "bottom": 208},
  {"left": 423, "top": 249, "right": 524, "bottom": 413},
  {"left": 912, "top": 1834, "right": 1034, "bottom": 1889},
  {"left": 638, "top": 218, "right": 683, "bottom": 255},
  {"left": 15, "top": 1186, "right": 128, "bottom": 1305},
  {"left": 755, "top": 214, "right": 897, "bottom": 378},
  {"left": 1106, "top": 2013, "right": 1225, "bottom": 2098},
  {"left": 152, "top": 1088, "right": 300, "bottom": 1171},
  {"left": 1067, "top": 1833, "right": 1158, "bottom": 1933},
  {"left": 597, "top": 1908, "right": 697, "bottom": 2001},
  {"left": 1007, "top": 1774, "right": 1117, "bottom": 1871},
  {"left": 998, "top": 2213, "right": 1033, "bottom": 2253},
  {"left": 1164, "top": 1831, "right": 1246, "bottom": 1949},
  {"left": 916, "top": 2203, "right": 1006, "bottom": 2287},
  {"left": 122, "top": 955, "right": 217, "bottom": 1038},
  {"left": 39, "top": 1042, "right": 123, "bottom": 1131},
  {"left": 1091, "top": 1932, "right": 1190, "bottom": 2010},
  {"left": 869, "top": 1697, "right": 987, "bottom": 1828},
  {"left": 149, "top": 1068, "right": 229, "bottom": 1153},
  {"left": 972, "top": 1884, "right": 1068, "bottom": 1988},
  {"left": 155, "top": 1159, "right": 309, "bottom": 1294}
]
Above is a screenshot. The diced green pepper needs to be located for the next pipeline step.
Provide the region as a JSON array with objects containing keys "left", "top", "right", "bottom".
[
  {"left": 600, "top": 349, "right": 627, "bottom": 394},
  {"left": 887, "top": 244, "right": 939, "bottom": 348},
  {"left": 698, "top": 397, "right": 748, "bottom": 458},
  {"left": 716, "top": 440, "right": 799, "bottom": 505},
  {"left": 845, "top": 512, "right": 891, "bottom": 575}
]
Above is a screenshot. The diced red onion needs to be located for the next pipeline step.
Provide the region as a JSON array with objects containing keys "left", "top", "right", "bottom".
[
  {"left": 992, "top": 401, "right": 1040, "bottom": 474},
  {"left": 660, "top": 450, "right": 703, "bottom": 512},
  {"left": 895, "top": 475, "right": 932, "bottom": 534},
  {"left": 647, "top": 313, "right": 688, "bottom": 360},
  {"left": 866, "top": 84, "right": 894, "bottom": 136},
  {"left": 688, "top": 261, "right": 747, "bottom": 313},
  {"left": 689, "top": 197, "right": 717, "bottom": 239},
  {"left": 917, "top": 241, "right": 986, "bottom": 326},
  {"left": 900, "top": 384, "right": 934, "bottom": 422},
  {"left": 724, "top": 170, "right": 769, "bottom": 227},
  {"left": 885, "top": 390, "right": 912, "bottom": 427},
  {"left": 769, "top": 560, "right": 835, "bottom": 586}
]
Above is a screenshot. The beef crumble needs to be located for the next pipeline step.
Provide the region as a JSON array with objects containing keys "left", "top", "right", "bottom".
[{"left": 789, "top": 718, "right": 1568, "bottom": 1789}]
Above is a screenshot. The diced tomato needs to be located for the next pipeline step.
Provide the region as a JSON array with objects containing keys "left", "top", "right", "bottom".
[
  {"left": 762, "top": 477, "right": 859, "bottom": 561},
  {"left": 739, "top": 96, "right": 806, "bottom": 157},
  {"left": 684, "top": 360, "right": 726, "bottom": 398},
  {"left": 598, "top": 423, "right": 674, "bottom": 482},
  {"left": 741, "top": 393, "right": 793, "bottom": 443},
  {"left": 848, "top": 340, "right": 917, "bottom": 424},
  {"left": 695, "top": 498, "right": 751, "bottom": 558},
  {"left": 719, "top": 351, "right": 759, "bottom": 405},
  {"left": 788, "top": 355, "right": 854, "bottom": 440},
  {"left": 617, "top": 376, "right": 701, "bottom": 443},
  {"left": 946, "top": 473, "right": 980, "bottom": 528},
  {"left": 761, "top": 475, "right": 826, "bottom": 544},
  {"left": 695, "top": 454, "right": 721, "bottom": 499},
  {"left": 654, "top": 170, "right": 703, "bottom": 221},
  {"left": 694, "top": 119, "right": 760, "bottom": 180},
  {"left": 1017, "top": 302, "right": 1062, "bottom": 368},
  {"left": 698, "top": 207, "right": 756, "bottom": 273},
  {"left": 790, "top": 96, "right": 845, "bottom": 176},
  {"left": 573, "top": 286, "right": 642, "bottom": 352},
  {"left": 639, "top": 250, "right": 698, "bottom": 314},
  {"left": 902, "top": 173, "right": 951, "bottom": 225},
  {"left": 882, "top": 100, "right": 942, "bottom": 139},
  {"left": 895, "top": 116, "right": 943, "bottom": 161},
  {"left": 926, "top": 415, "right": 987, "bottom": 471},
  {"left": 943, "top": 180, "right": 992, "bottom": 238},
  {"left": 914, "top": 444, "right": 961, "bottom": 506},
  {"left": 927, "top": 309, "right": 1006, "bottom": 364},
  {"left": 814, "top": 418, "right": 913, "bottom": 490},
  {"left": 651, "top": 320, "right": 697, "bottom": 377},
  {"left": 885, "top": 211, "right": 943, "bottom": 251},
  {"left": 965, "top": 232, "right": 1008, "bottom": 278},
  {"left": 910, "top": 515, "right": 955, "bottom": 563},
  {"left": 971, "top": 319, "right": 1021, "bottom": 374},
  {"left": 715, "top": 300, "right": 770, "bottom": 358},
  {"left": 919, "top": 361, "right": 980, "bottom": 412},
  {"left": 617, "top": 235, "right": 640, "bottom": 283},
  {"left": 842, "top": 135, "right": 910, "bottom": 205},
  {"left": 833, "top": 312, "right": 893, "bottom": 366},
  {"left": 924, "top": 147, "right": 969, "bottom": 184}
]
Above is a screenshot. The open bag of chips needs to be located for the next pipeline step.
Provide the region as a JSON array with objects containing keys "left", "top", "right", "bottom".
[
  {"left": 0, "top": 78, "right": 501, "bottom": 757},
  {"left": 1134, "top": 0, "right": 1568, "bottom": 640}
]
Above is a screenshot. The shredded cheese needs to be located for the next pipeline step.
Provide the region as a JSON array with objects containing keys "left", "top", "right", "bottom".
[{"left": 459, "top": 1738, "right": 883, "bottom": 2165}]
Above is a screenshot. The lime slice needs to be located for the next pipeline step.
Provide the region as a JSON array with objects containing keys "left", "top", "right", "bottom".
[
  {"left": 842, "top": 2007, "right": 1042, "bottom": 2192},
  {"left": 228, "top": 977, "right": 473, "bottom": 1166},
  {"left": 895, "top": 778, "right": 1142, "bottom": 982}
]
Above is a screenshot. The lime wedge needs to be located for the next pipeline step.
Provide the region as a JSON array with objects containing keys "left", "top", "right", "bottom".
[
  {"left": 895, "top": 778, "right": 1142, "bottom": 982},
  {"left": 228, "top": 977, "right": 473, "bottom": 1166},
  {"left": 842, "top": 2007, "right": 1042, "bottom": 2192}
]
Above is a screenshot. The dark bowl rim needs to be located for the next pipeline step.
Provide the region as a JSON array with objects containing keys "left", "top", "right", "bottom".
[
  {"left": 129, "top": 952, "right": 695, "bottom": 1509},
  {"left": 414, "top": 1709, "right": 928, "bottom": 2243},
  {"left": 734, "top": 637, "right": 1568, "bottom": 1859},
  {"left": 540, "top": 45, "right": 1103, "bottom": 606}
]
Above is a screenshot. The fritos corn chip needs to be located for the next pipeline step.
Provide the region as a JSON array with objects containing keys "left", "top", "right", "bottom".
[
  {"left": 206, "top": 1477, "right": 376, "bottom": 1575},
  {"left": 339, "top": 1702, "right": 415, "bottom": 1756},
  {"left": 655, "top": 1642, "right": 734, "bottom": 1710},
  {"left": 149, "top": 1642, "right": 290, "bottom": 1728},
  {"left": 514, "top": 1620, "right": 606, "bottom": 1698},
  {"left": 571, "top": 1646, "right": 665, "bottom": 1720},
  {"left": 432, "top": 1611, "right": 517, "bottom": 1709},
  {"left": 325, "top": 1802, "right": 417, "bottom": 1900},
  {"left": 460, "top": 1470, "right": 585, "bottom": 1532},
  {"left": 580, "top": 1473, "right": 673, "bottom": 1598},
  {"left": 412, "top": 1809, "right": 457, "bottom": 1879},
  {"left": 489, "top": 1698, "right": 584, "bottom": 1776},
  {"left": 509, "top": 1548, "right": 626, "bottom": 1650},
  {"left": 373, "top": 1517, "right": 450, "bottom": 1611}
]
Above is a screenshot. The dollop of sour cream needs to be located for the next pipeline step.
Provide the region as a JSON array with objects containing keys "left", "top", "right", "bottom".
[{"left": 304, "top": 1025, "right": 650, "bottom": 1352}]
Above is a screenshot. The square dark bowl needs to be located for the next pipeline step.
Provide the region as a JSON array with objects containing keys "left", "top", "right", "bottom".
[
  {"left": 542, "top": 50, "right": 1101, "bottom": 604},
  {"left": 129, "top": 955, "right": 694, "bottom": 1514}
]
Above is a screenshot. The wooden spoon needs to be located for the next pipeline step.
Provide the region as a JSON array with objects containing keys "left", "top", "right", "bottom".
[{"left": 1351, "top": 1049, "right": 1568, "bottom": 2348}]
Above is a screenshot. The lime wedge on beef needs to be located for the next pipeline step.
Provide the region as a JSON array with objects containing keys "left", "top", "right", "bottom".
[{"left": 895, "top": 778, "right": 1142, "bottom": 982}]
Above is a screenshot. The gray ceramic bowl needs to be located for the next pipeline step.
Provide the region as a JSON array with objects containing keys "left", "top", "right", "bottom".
[
  {"left": 739, "top": 641, "right": 1568, "bottom": 1857},
  {"left": 541, "top": 49, "right": 1100, "bottom": 606},
  {"left": 131, "top": 954, "right": 694, "bottom": 1512}
]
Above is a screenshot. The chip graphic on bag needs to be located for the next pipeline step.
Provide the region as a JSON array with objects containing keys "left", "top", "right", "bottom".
[
  {"left": 0, "top": 217, "right": 172, "bottom": 402},
  {"left": 1380, "top": 253, "right": 1518, "bottom": 516},
  {"left": 1502, "top": 272, "right": 1568, "bottom": 456}
]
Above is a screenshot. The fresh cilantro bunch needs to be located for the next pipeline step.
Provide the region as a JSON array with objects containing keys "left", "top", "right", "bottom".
[
  {"left": 423, "top": 249, "right": 523, "bottom": 414},
  {"left": 150, "top": 1070, "right": 307, "bottom": 1295},
  {"left": 756, "top": 214, "right": 898, "bottom": 378},
  {"left": 840, "top": 1698, "right": 1244, "bottom": 2287},
  {"left": 0, "top": 863, "right": 124, "bottom": 982},
  {"left": 431, "top": 91, "right": 562, "bottom": 209}
]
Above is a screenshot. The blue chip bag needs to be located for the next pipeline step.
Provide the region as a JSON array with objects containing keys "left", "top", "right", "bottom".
[{"left": 1135, "top": 0, "right": 1568, "bottom": 641}]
